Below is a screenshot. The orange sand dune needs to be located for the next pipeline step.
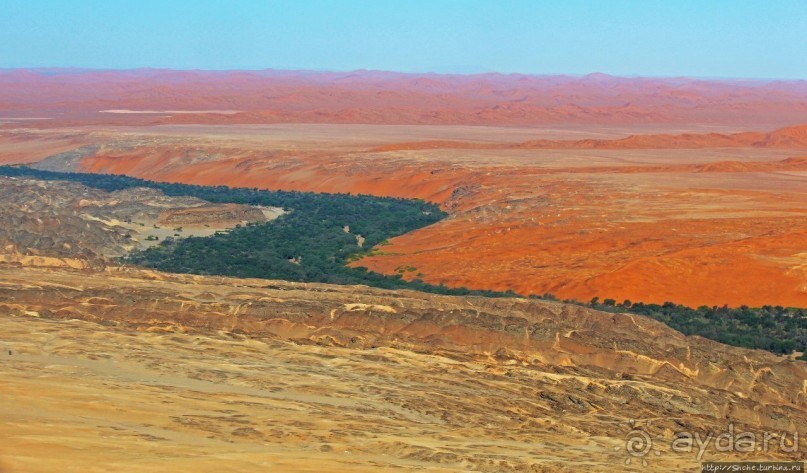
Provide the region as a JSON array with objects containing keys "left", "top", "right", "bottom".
[
  {"left": 533, "top": 156, "right": 807, "bottom": 175},
  {"left": 3, "top": 121, "right": 806, "bottom": 307}
]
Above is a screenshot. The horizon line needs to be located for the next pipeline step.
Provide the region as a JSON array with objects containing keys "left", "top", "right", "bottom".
[{"left": 1, "top": 66, "right": 805, "bottom": 83}]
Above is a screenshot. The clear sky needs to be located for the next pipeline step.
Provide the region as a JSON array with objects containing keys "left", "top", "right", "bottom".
[{"left": 1, "top": 0, "right": 806, "bottom": 79}]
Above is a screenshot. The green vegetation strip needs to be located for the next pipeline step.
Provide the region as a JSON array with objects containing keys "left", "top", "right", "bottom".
[
  {"left": 1, "top": 165, "right": 805, "bottom": 358},
  {"left": 580, "top": 297, "right": 806, "bottom": 357},
  {"left": 0, "top": 165, "right": 512, "bottom": 297}
]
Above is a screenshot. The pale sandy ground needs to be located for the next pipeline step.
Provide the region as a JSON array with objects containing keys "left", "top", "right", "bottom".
[
  {"left": 0, "top": 123, "right": 753, "bottom": 153},
  {"left": 1, "top": 265, "right": 805, "bottom": 472},
  {"left": 100, "top": 110, "right": 242, "bottom": 114},
  {"left": 110, "top": 206, "right": 285, "bottom": 253},
  {"left": 0, "top": 314, "right": 773, "bottom": 473},
  {"left": 0, "top": 314, "right": 626, "bottom": 473}
]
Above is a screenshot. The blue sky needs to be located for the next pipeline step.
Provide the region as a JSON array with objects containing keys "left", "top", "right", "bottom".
[{"left": 1, "top": 0, "right": 806, "bottom": 78}]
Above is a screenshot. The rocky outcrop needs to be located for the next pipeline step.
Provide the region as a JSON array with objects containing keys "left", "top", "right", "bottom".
[{"left": 0, "top": 176, "right": 270, "bottom": 261}]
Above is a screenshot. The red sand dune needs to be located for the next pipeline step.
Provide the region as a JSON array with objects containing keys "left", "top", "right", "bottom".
[{"left": 2, "top": 69, "right": 807, "bottom": 128}]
